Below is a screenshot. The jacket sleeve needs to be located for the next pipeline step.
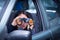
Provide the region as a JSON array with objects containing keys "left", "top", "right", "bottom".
[{"left": 7, "top": 24, "right": 17, "bottom": 33}]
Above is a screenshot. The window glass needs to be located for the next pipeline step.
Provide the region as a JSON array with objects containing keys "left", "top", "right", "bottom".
[
  {"left": 41, "top": 0, "right": 60, "bottom": 27},
  {"left": 0, "top": 0, "right": 9, "bottom": 21},
  {"left": 0, "top": 0, "right": 6, "bottom": 12}
]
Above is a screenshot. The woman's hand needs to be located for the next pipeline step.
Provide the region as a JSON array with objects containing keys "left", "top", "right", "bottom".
[
  {"left": 11, "top": 17, "right": 20, "bottom": 26},
  {"left": 11, "top": 14, "right": 28, "bottom": 26},
  {"left": 27, "top": 19, "right": 34, "bottom": 30},
  {"left": 30, "top": 25, "right": 34, "bottom": 30}
]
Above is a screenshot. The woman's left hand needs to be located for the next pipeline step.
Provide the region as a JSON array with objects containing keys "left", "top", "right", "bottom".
[{"left": 30, "top": 25, "right": 34, "bottom": 30}]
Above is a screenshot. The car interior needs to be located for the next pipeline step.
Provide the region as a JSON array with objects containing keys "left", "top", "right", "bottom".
[
  {"left": 0, "top": 0, "right": 60, "bottom": 40},
  {"left": 40, "top": 0, "right": 60, "bottom": 40}
]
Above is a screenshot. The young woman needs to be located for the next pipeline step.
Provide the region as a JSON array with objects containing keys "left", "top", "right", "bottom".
[{"left": 11, "top": 11, "right": 34, "bottom": 31}]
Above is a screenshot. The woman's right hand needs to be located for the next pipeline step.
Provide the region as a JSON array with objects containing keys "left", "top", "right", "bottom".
[{"left": 11, "top": 16, "right": 20, "bottom": 26}]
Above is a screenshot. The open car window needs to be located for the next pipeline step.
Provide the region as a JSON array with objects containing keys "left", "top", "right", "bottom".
[{"left": 7, "top": 0, "right": 42, "bottom": 35}]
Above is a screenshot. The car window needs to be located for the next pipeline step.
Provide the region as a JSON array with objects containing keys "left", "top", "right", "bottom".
[
  {"left": 7, "top": 0, "right": 42, "bottom": 35},
  {"left": 26, "top": 0, "right": 36, "bottom": 13},
  {"left": 0, "top": 0, "right": 7, "bottom": 21},
  {"left": 0, "top": 0, "right": 10, "bottom": 22},
  {"left": 0, "top": 0, "right": 5, "bottom": 19},
  {"left": 0, "top": 0, "right": 6, "bottom": 18},
  {"left": 0, "top": 0, "right": 6, "bottom": 11},
  {"left": 41, "top": 0, "right": 60, "bottom": 27}
]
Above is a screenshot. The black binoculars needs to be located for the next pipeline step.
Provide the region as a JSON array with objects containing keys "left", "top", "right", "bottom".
[{"left": 19, "top": 18, "right": 30, "bottom": 23}]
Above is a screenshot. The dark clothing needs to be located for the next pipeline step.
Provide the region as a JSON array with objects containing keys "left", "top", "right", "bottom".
[{"left": 7, "top": 24, "right": 35, "bottom": 35}]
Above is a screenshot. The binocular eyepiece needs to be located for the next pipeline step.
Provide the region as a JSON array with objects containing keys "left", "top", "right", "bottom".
[
  {"left": 17, "top": 18, "right": 34, "bottom": 25},
  {"left": 19, "top": 18, "right": 31, "bottom": 23}
]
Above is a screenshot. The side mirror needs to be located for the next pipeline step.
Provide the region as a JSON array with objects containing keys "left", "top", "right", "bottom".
[{"left": 7, "top": 30, "right": 31, "bottom": 40}]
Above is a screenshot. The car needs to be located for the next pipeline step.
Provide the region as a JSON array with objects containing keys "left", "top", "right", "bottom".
[{"left": 0, "top": 0, "right": 60, "bottom": 40}]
